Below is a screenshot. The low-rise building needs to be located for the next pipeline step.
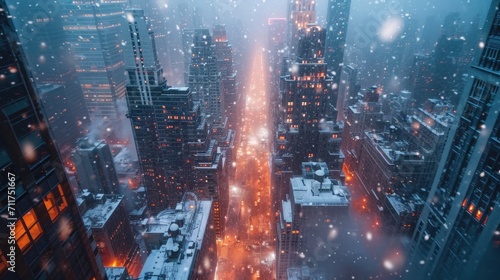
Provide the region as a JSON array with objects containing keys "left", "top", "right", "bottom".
[
  {"left": 80, "top": 194, "right": 143, "bottom": 278},
  {"left": 276, "top": 162, "right": 351, "bottom": 279},
  {"left": 139, "top": 197, "right": 217, "bottom": 280}
]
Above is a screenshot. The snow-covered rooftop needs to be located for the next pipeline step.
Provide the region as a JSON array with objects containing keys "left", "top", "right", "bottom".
[
  {"left": 138, "top": 200, "right": 212, "bottom": 280},
  {"left": 290, "top": 171, "right": 350, "bottom": 207}
]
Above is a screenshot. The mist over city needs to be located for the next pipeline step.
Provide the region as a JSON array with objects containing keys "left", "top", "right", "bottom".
[{"left": 1, "top": 1, "right": 499, "bottom": 280}]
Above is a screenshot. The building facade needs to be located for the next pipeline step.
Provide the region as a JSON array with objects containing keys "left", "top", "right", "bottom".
[
  {"left": 6, "top": 0, "right": 90, "bottom": 161},
  {"left": 408, "top": 1, "right": 500, "bottom": 278},
  {"left": 72, "top": 137, "right": 120, "bottom": 194},
  {"left": 0, "top": 3, "right": 105, "bottom": 278},
  {"left": 276, "top": 162, "right": 351, "bottom": 279},
  {"left": 188, "top": 29, "right": 223, "bottom": 126},
  {"left": 81, "top": 194, "right": 143, "bottom": 278},
  {"left": 62, "top": 0, "right": 128, "bottom": 122},
  {"left": 325, "top": 0, "right": 352, "bottom": 121}
]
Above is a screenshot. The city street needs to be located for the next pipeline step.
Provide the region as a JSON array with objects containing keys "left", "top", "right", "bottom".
[{"left": 216, "top": 49, "right": 275, "bottom": 280}]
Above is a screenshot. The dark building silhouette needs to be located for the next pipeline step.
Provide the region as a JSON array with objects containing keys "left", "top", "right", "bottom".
[
  {"left": 408, "top": 1, "right": 500, "bottom": 278},
  {"left": 325, "top": 0, "right": 352, "bottom": 120},
  {"left": 72, "top": 138, "right": 120, "bottom": 194},
  {"left": 188, "top": 29, "right": 223, "bottom": 126},
  {"left": 276, "top": 162, "right": 351, "bottom": 279},
  {"left": 80, "top": 193, "right": 143, "bottom": 278},
  {"left": 6, "top": 0, "right": 90, "bottom": 161},
  {"left": 37, "top": 84, "right": 82, "bottom": 162},
  {"left": 124, "top": 10, "right": 227, "bottom": 238},
  {"left": 272, "top": 25, "right": 344, "bottom": 213},
  {"left": 0, "top": 2, "right": 105, "bottom": 278},
  {"left": 268, "top": 18, "right": 287, "bottom": 149},
  {"left": 286, "top": 0, "right": 316, "bottom": 54}
]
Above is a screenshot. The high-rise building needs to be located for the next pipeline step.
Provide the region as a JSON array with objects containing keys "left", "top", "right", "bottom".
[
  {"left": 188, "top": 29, "right": 223, "bottom": 126},
  {"left": 341, "top": 86, "right": 385, "bottom": 174},
  {"left": 408, "top": 1, "right": 500, "bottom": 278},
  {"left": 325, "top": 0, "right": 352, "bottom": 120},
  {"left": 213, "top": 25, "right": 239, "bottom": 131},
  {"left": 129, "top": 0, "right": 184, "bottom": 85},
  {"left": 124, "top": 8, "right": 171, "bottom": 210},
  {"left": 62, "top": 0, "right": 128, "bottom": 123},
  {"left": 276, "top": 162, "right": 351, "bottom": 279},
  {"left": 124, "top": 11, "right": 227, "bottom": 238},
  {"left": 213, "top": 25, "right": 233, "bottom": 78},
  {"left": 182, "top": 29, "right": 195, "bottom": 85},
  {"left": 123, "top": 8, "right": 166, "bottom": 104},
  {"left": 72, "top": 137, "right": 120, "bottom": 194},
  {"left": 6, "top": 0, "right": 90, "bottom": 161},
  {"left": 272, "top": 25, "right": 344, "bottom": 212},
  {"left": 80, "top": 193, "right": 143, "bottom": 278},
  {"left": 37, "top": 84, "right": 82, "bottom": 161},
  {"left": 286, "top": 0, "right": 316, "bottom": 53},
  {"left": 139, "top": 198, "right": 217, "bottom": 280},
  {"left": 268, "top": 18, "right": 288, "bottom": 147},
  {"left": 0, "top": 2, "right": 105, "bottom": 278},
  {"left": 342, "top": 64, "right": 361, "bottom": 108}
]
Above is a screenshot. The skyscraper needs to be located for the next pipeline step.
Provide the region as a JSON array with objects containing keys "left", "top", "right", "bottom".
[
  {"left": 286, "top": 0, "right": 316, "bottom": 54},
  {"left": 124, "top": 11, "right": 228, "bottom": 237},
  {"left": 213, "top": 25, "right": 239, "bottom": 130},
  {"left": 72, "top": 137, "right": 120, "bottom": 194},
  {"left": 6, "top": 0, "right": 90, "bottom": 161},
  {"left": 408, "top": 1, "right": 500, "bottom": 278},
  {"left": 276, "top": 162, "right": 351, "bottom": 279},
  {"left": 272, "top": 25, "right": 344, "bottom": 211},
  {"left": 268, "top": 18, "right": 287, "bottom": 141},
  {"left": 62, "top": 0, "right": 128, "bottom": 123},
  {"left": 325, "top": 0, "right": 351, "bottom": 120},
  {"left": 124, "top": 8, "right": 174, "bottom": 211},
  {"left": 0, "top": 2, "right": 105, "bottom": 278},
  {"left": 188, "top": 29, "right": 223, "bottom": 126}
]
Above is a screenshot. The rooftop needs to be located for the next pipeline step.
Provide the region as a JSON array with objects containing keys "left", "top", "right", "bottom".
[
  {"left": 139, "top": 200, "right": 212, "bottom": 280},
  {"left": 287, "top": 266, "right": 311, "bottom": 280},
  {"left": 114, "top": 147, "right": 139, "bottom": 174},
  {"left": 291, "top": 172, "right": 350, "bottom": 207},
  {"left": 82, "top": 194, "right": 124, "bottom": 228},
  {"left": 386, "top": 194, "right": 424, "bottom": 216},
  {"left": 105, "top": 267, "right": 128, "bottom": 280},
  {"left": 282, "top": 199, "right": 293, "bottom": 223},
  {"left": 75, "top": 137, "right": 106, "bottom": 151},
  {"left": 37, "top": 83, "right": 63, "bottom": 94},
  {"left": 365, "top": 131, "right": 424, "bottom": 164}
]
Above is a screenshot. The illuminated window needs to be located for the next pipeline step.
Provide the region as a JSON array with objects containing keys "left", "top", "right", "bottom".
[
  {"left": 468, "top": 203, "right": 475, "bottom": 213},
  {"left": 57, "top": 184, "right": 68, "bottom": 212},
  {"left": 16, "top": 210, "right": 43, "bottom": 251},
  {"left": 332, "top": 134, "right": 338, "bottom": 139},
  {"left": 475, "top": 209, "right": 483, "bottom": 220},
  {"left": 43, "top": 192, "right": 59, "bottom": 220},
  {"left": 308, "top": 153, "right": 313, "bottom": 158},
  {"left": 462, "top": 199, "right": 467, "bottom": 207}
]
